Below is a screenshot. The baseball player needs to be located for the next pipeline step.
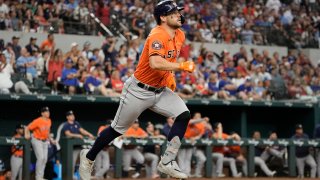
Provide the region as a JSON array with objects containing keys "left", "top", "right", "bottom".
[
  {"left": 27, "top": 107, "right": 53, "bottom": 180},
  {"left": 62, "top": 110, "right": 95, "bottom": 176},
  {"left": 10, "top": 124, "right": 30, "bottom": 180},
  {"left": 313, "top": 123, "right": 320, "bottom": 177},
  {"left": 79, "top": 1, "right": 195, "bottom": 179},
  {"left": 292, "top": 124, "right": 316, "bottom": 178},
  {"left": 122, "top": 120, "right": 147, "bottom": 178}
]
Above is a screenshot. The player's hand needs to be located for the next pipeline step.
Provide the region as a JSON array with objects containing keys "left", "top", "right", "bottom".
[
  {"left": 167, "top": 75, "right": 176, "bottom": 92},
  {"left": 179, "top": 61, "right": 195, "bottom": 73}
]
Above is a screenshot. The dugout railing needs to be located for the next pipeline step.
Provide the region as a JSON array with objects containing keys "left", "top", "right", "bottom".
[
  {"left": 58, "top": 137, "right": 320, "bottom": 180},
  {"left": 1, "top": 137, "right": 320, "bottom": 180}
]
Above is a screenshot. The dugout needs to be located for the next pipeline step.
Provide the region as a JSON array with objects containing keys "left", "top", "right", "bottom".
[
  {"left": 0, "top": 95, "right": 319, "bottom": 138},
  {"left": 0, "top": 94, "right": 319, "bottom": 176}
]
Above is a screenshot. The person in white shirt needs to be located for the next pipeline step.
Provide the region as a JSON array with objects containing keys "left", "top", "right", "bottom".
[
  {"left": 265, "top": 0, "right": 282, "bottom": 13},
  {"left": 0, "top": 51, "right": 13, "bottom": 94}
]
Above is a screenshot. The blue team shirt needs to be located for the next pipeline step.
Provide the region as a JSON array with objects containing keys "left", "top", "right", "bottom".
[
  {"left": 62, "top": 121, "right": 81, "bottom": 135},
  {"left": 291, "top": 133, "right": 310, "bottom": 157}
]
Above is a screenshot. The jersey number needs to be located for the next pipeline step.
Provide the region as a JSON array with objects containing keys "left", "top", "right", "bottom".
[{"left": 167, "top": 50, "right": 175, "bottom": 58}]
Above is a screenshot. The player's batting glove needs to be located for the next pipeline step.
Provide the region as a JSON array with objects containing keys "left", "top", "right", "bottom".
[{"left": 179, "top": 61, "right": 195, "bottom": 73}]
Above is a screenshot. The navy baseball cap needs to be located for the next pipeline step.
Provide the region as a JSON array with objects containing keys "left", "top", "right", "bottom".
[
  {"left": 15, "top": 124, "right": 25, "bottom": 129},
  {"left": 66, "top": 110, "right": 74, "bottom": 116},
  {"left": 295, "top": 124, "right": 303, "bottom": 129},
  {"left": 41, "top": 107, "right": 50, "bottom": 112}
]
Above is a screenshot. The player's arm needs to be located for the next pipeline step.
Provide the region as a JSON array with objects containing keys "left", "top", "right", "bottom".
[
  {"left": 149, "top": 55, "right": 195, "bottom": 73},
  {"left": 79, "top": 128, "right": 95, "bottom": 139},
  {"left": 24, "top": 126, "right": 31, "bottom": 140},
  {"left": 64, "top": 130, "right": 84, "bottom": 139}
]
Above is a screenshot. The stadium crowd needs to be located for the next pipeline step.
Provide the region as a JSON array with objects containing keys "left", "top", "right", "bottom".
[
  {"left": 0, "top": 0, "right": 320, "bottom": 101},
  {"left": 0, "top": 0, "right": 319, "bottom": 48}
]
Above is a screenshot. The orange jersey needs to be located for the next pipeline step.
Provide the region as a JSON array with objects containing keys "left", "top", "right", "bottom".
[
  {"left": 212, "top": 133, "right": 229, "bottom": 154},
  {"left": 125, "top": 127, "right": 147, "bottom": 137},
  {"left": 184, "top": 123, "right": 202, "bottom": 139},
  {"left": 11, "top": 134, "right": 23, "bottom": 157},
  {"left": 97, "top": 125, "right": 108, "bottom": 135},
  {"left": 134, "top": 26, "right": 185, "bottom": 87},
  {"left": 28, "top": 117, "right": 51, "bottom": 140},
  {"left": 195, "top": 122, "right": 206, "bottom": 136}
]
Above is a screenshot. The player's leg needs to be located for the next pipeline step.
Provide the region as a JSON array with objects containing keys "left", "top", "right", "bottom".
[
  {"left": 194, "top": 149, "right": 206, "bottom": 177},
  {"left": 131, "top": 148, "right": 145, "bottom": 178},
  {"left": 80, "top": 76, "right": 155, "bottom": 179},
  {"left": 10, "top": 155, "right": 21, "bottom": 180},
  {"left": 212, "top": 152, "right": 224, "bottom": 177},
  {"left": 254, "top": 156, "right": 275, "bottom": 177},
  {"left": 150, "top": 88, "right": 191, "bottom": 179},
  {"left": 72, "top": 148, "right": 81, "bottom": 174},
  {"left": 305, "top": 154, "right": 317, "bottom": 178},
  {"left": 94, "top": 151, "right": 103, "bottom": 178},
  {"left": 31, "top": 138, "right": 46, "bottom": 180},
  {"left": 316, "top": 149, "right": 320, "bottom": 177},
  {"left": 122, "top": 149, "right": 133, "bottom": 177}
]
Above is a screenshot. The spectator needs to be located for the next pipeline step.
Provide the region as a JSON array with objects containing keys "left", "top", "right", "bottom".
[
  {"left": 2, "top": 43, "right": 15, "bottom": 67},
  {"left": 40, "top": 33, "right": 55, "bottom": 52},
  {"left": 25, "top": 37, "right": 40, "bottom": 56},
  {"left": 11, "top": 36, "right": 21, "bottom": 60},
  {"left": 16, "top": 47, "right": 37, "bottom": 83},
  {"left": 0, "top": 51, "right": 13, "bottom": 94},
  {"left": 61, "top": 58, "right": 79, "bottom": 95},
  {"left": 110, "top": 70, "right": 124, "bottom": 94},
  {"left": 0, "top": 0, "right": 9, "bottom": 30},
  {"left": 47, "top": 49, "right": 64, "bottom": 95}
]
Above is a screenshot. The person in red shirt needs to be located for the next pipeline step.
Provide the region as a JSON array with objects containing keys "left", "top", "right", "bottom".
[
  {"left": 47, "top": 49, "right": 64, "bottom": 95},
  {"left": 110, "top": 70, "right": 124, "bottom": 93},
  {"left": 27, "top": 107, "right": 54, "bottom": 180}
]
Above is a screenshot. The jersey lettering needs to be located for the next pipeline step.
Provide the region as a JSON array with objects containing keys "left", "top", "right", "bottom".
[{"left": 167, "top": 50, "right": 175, "bottom": 58}]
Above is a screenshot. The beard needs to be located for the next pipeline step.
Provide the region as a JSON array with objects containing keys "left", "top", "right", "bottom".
[{"left": 167, "top": 16, "right": 182, "bottom": 29}]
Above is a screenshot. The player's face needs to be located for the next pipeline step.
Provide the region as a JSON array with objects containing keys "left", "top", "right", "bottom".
[{"left": 166, "top": 10, "right": 182, "bottom": 29}]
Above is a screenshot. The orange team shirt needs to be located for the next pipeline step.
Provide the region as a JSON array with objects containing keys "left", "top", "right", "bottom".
[
  {"left": 184, "top": 123, "right": 202, "bottom": 139},
  {"left": 11, "top": 134, "right": 23, "bottom": 157},
  {"left": 212, "top": 133, "right": 229, "bottom": 154},
  {"left": 28, "top": 117, "right": 51, "bottom": 140},
  {"left": 125, "top": 127, "right": 147, "bottom": 137},
  {"left": 97, "top": 125, "right": 108, "bottom": 135},
  {"left": 134, "top": 26, "right": 185, "bottom": 88},
  {"left": 40, "top": 40, "right": 54, "bottom": 50}
]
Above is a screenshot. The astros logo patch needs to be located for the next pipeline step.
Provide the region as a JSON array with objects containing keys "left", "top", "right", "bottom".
[{"left": 152, "top": 40, "right": 162, "bottom": 50}]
